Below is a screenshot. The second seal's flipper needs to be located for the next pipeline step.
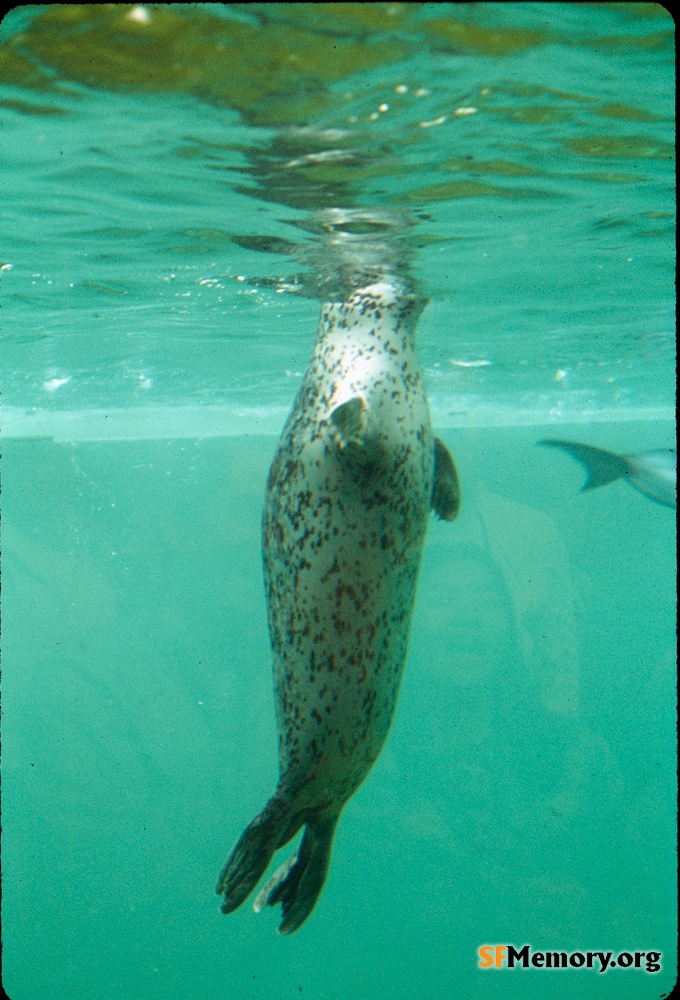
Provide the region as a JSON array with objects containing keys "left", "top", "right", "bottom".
[
  {"left": 216, "top": 795, "right": 298, "bottom": 915},
  {"left": 538, "top": 439, "right": 630, "bottom": 491},
  {"left": 252, "top": 813, "right": 339, "bottom": 935},
  {"left": 432, "top": 437, "right": 461, "bottom": 521}
]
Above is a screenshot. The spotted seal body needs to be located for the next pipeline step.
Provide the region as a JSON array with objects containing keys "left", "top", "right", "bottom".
[{"left": 217, "top": 279, "right": 459, "bottom": 934}]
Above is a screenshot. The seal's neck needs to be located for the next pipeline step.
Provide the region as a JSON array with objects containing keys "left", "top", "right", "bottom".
[{"left": 341, "top": 280, "right": 428, "bottom": 344}]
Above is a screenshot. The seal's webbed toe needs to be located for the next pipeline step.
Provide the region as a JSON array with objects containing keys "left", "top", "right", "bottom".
[
  {"left": 251, "top": 814, "right": 339, "bottom": 935},
  {"left": 217, "top": 796, "right": 295, "bottom": 914}
]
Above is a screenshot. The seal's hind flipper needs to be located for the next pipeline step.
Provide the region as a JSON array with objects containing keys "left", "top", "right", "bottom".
[
  {"left": 330, "top": 396, "right": 368, "bottom": 449},
  {"left": 538, "top": 439, "right": 629, "bottom": 492},
  {"left": 432, "top": 437, "right": 461, "bottom": 521},
  {"left": 216, "top": 796, "right": 298, "bottom": 915},
  {"left": 252, "top": 814, "right": 339, "bottom": 935}
]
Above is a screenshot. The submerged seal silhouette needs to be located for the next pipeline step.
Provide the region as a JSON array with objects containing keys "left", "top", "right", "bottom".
[
  {"left": 538, "top": 440, "right": 676, "bottom": 509},
  {"left": 216, "top": 276, "right": 459, "bottom": 934}
]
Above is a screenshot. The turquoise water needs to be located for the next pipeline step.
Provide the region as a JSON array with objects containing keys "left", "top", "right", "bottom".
[{"left": 1, "top": 4, "right": 676, "bottom": 999}]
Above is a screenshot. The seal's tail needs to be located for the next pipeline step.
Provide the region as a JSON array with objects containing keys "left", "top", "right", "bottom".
[{"left": 216, "top": 798, "right": 339, "bottom": 934}]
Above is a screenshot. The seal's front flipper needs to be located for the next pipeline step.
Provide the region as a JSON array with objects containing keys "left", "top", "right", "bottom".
[
  {"left": 538, "top": 440, "right": 629, "bottom": 492},
  {"left": 330, "top": 396, "right": 368, "bottom": 450},
  {"left": 216, "top": 796, "right": 297, "bottom": 915},
  {"left": 252, "top": 813, "right": 339, "bottom": 935},
  {"left": 432, "top": 437, "right": 461, "bottom": 521}
]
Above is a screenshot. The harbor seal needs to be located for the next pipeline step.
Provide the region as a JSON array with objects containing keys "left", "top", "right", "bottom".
[
  {"left": 538, "top": 440, "right": 676, "bottom": 509},
  {"left": 216, "top": 275, "right": 460, "bottom": 934}
]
